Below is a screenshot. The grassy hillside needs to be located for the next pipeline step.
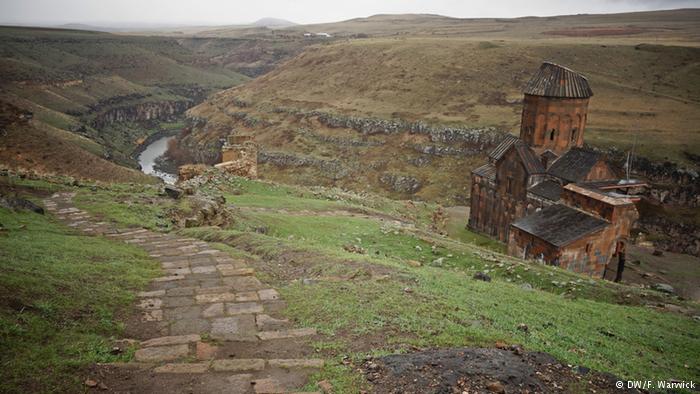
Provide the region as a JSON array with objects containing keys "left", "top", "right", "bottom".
[{"left": 62, "top": 171, "right": 699, "bottom": 392}]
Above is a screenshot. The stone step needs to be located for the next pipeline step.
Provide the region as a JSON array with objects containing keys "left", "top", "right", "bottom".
[
  {"left": 211, "top": 359, "right": 266, "bottom": 372},
  {"left": 140, "top": 334, "right": 200, "bottom": 348},
  {"left": 153, "top": 362, "right": 209, "bottom": 374},
  {"left": 152, "top": 358, "right": 323, "bottom": 375},
  {"left": 134, "top": 344, "right": 189, "bottom": 362}
]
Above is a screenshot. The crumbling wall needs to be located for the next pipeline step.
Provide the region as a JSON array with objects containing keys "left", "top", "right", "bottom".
[{"left": 216, "top": 141, "right": 258, "bottom": 179}]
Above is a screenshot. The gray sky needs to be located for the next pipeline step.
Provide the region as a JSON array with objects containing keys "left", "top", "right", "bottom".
[{"left": 1, "top": 0, "right": 698, "bottom": 27}]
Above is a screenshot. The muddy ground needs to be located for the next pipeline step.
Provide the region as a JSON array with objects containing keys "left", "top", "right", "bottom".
[{"left": 364, "top": 347, "right": 639, "bottom": 394}]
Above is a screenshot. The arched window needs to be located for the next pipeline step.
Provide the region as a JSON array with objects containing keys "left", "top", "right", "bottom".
[{"left": 550, "top": 129, "right": 556, "bottom": 141}]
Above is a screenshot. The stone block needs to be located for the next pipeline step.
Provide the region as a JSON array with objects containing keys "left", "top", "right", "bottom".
[
  {"left": 141, "top": 334, "right": 200, "bottom": 348},
  {"left": 202, "top": 303, "right": 224, "bottom": 318},
  {"left": 258, "top": 289, "right": 280, "bottom": 301},
  {"left": 210, "top": 359, "right": 265, "bottom": 372},
  {"left": 134, "top": 344, "right": 189, "bottom": 362},
  {"left": 195, "top": 293, "right": 237, "bottom": 304},
  {"left": 153, "top": 363, "right": 209, "bottom": 373},
  {"left": 226, "top": 302, "right": 264, "bottom": 315}
]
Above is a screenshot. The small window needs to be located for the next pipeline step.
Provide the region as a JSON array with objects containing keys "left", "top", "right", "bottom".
[
  {"left": 585, "top": 243, "right": 592, "bottom": 253},
  {"left": 571, "top": 128, "right": 578, "bottom": 142},
  {"left": 506, "top": 177, "right": 513, "bottom": 194},
  {"left": 550, "top": 129, "right": 556, "bottom": 141}
]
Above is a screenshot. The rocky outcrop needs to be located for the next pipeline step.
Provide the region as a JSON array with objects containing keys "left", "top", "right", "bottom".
[
  {"left": 297, "top": 128, "right": 385, "bottom": 147},
  {"left": 379, "top": 173, "right": 422, "bottom": 194},
  {"left": 596, "top": 146, "right": 700, "bottom": 207},
  {"left": 92, "top": 100, "right": 192, "bottom": 128},
  {"left": 280, "top": 107, "right": 505, "bottom": 147},
  {"left": 411, "top": 144, "right": 481, "bottom": 157},
  {"left": 258, "top": 151, "right": 349, "bottom": 180},
  {"left": 639, "top": 216, "right": 700, "bottom": 256}
]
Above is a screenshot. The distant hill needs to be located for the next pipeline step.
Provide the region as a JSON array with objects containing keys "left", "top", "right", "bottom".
[
  {"left": 252, "top": 17, "right": 297, "bottom": 28},
  {"left": 56, "top": 23, "right": 119, "bottom": 32},
  {"left": 181, "top": 9, "right": 700, "bottom": 204}
]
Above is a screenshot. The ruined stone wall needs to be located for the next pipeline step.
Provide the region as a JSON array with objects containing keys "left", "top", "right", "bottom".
[{"left": 218, "top": 142, "right": 258, "bottom": 179}]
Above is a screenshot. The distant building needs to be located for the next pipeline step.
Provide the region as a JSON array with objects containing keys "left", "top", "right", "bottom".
[
  {"left": 302, "top": 32, "right": 332, "bottom": 38},
  {"left": 468, "top": 62, "right": 646, "bottom": 278},
  {"left": 215, "top": 131, "right": 258, "bottom": 179}
]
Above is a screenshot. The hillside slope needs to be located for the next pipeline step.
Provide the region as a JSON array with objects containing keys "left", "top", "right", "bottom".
[
  {"left": 179, "top": 34, "right": 700, "bottom": 203},
  {"left": 0, "top": 26, "right": 254, "bottom": 176},
  {"left": 0, "top": 102, "right": 153, "bottom": 183}
]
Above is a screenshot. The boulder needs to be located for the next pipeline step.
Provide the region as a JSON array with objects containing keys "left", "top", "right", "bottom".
[
  {"left": 652, "top": 283, "right": 675, "bottom": 294},
  {"left": 163, "top": 185, "right": 183, "bottom": 199},
  {"left": 473, "top": 272, "right": 492, "bottom": 282},
  {"left": 0, "top": 195, "right": 44, "bottom": 214}
]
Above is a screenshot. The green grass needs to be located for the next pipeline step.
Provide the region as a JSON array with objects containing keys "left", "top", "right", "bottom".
[
  {"left": 0, "top": 207, "right": 160, "bottom": 392},
  {"left": 17, "top": 175, "right": 697, "bottom": 393},
  {"left": 172, "top": 176, "right": 700, "bottom": 392},
  {"left": 282, "top": 271, "right": 699, "bottom": 391},
  {"left": 183, "top": 217, "right": 699, "bottom": 392},
  {"left": 73, "top": 184, "right": 175, "bottom": 230}
]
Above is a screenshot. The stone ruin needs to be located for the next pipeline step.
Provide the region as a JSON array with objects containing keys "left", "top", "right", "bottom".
[{"left": 215, "top": 132, "right": 258, "bottom": 179}]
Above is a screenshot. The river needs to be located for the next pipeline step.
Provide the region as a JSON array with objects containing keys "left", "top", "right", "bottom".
[{"left": 137, "top": 135, "right": 177, "bottom": 184}]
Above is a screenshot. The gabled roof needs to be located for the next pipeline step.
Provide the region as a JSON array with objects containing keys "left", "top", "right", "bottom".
[
  {"left": 564, "top": 184, "right": 636, "bottom": 206},
  {"left": 547, "top": 147, "right": 602, "bottom": 183},
  {"left": 529, "top": 180, "right": 562, "bottom": 201},
  {"left": 524, "top": 62, "right": 593, "bottom": 99},
  {"left": 488, "top": 135, "right": 520, "bottom": 162},
  {"left": 514, "top": 143, "right": 545, "bottom": 175},
  {"left": 472, "top": 163, "right": 496, "bottom": 180},
  {"left": 511, "top": 204, "right": 609, "bottom": 247},
  {"left": 541, "top": 149, "right": 559, "bottom": 163}
]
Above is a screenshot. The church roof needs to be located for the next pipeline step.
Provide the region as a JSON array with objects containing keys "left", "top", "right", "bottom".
[
  {"left": 472, "top": 163, "right": 496, "bottom": 180},
  {"left": 511, "top": 204, "right": 609, "bottom": 247},
  {"left": 547, "top": 147, "right": 602, "bottom": 183},
  {"left": 514, "top": 143, "right": 546, "bottom": 175},
  {"left": 529, "top": 180, "right": 563, "bottom": 201},
  {"left": 488, "top": 135, "right": 520, "bottom": 161},
  {"left": 523, "top": 62, "right": 593, "bottom": 99}
]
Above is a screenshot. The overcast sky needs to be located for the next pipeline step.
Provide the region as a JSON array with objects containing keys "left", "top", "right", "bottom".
[{"left": 1, "top": 0, "right": 698, "bottom": 27}]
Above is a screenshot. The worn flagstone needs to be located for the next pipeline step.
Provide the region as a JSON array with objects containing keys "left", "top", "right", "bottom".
[{"left": 44, "top": 192, "right": 324, "bottom": 393}]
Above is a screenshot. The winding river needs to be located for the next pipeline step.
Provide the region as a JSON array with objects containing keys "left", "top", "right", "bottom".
[{"left": 137, "top": 135, "right": 177, "bottom": 184}]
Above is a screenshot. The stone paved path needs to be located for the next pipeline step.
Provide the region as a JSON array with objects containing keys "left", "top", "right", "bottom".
[{"left": 45, "top": 192, "right": 323, "bottom": 394}]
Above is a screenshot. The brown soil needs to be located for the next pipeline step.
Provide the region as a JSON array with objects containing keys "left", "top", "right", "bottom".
[
  {"left": 542, "top": 27, "right": 650, "bottom": 36},
  {"left": 364, "top": 347, "right": 640, "bottom": 394}
]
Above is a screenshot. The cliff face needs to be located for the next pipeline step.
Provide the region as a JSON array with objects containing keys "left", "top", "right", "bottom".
[
  {"left": 168, "top": 96, "right": 506, "bottom": 204},
  {"left": 91, "top": 100, "right": 193, "bottom": 129}
]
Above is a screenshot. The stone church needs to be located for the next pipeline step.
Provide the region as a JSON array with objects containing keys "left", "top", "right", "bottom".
[{"left": 468, "top": 62, "right": 645, "bottom": 278}]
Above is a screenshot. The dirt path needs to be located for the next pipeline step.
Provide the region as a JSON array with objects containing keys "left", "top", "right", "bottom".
[{"left": 44, "top": 192, "right": 323, "bottom": 394}]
